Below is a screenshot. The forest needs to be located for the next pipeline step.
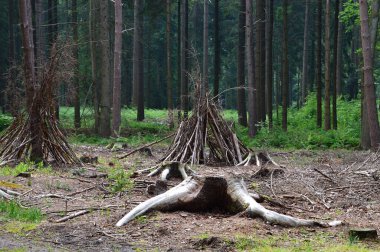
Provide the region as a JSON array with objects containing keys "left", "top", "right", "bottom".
[{"left": 0, "top": 0, "right": 379, "bottom": 251}]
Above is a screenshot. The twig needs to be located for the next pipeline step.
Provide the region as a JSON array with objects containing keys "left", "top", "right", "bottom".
[
  {"left": 118, "top": 133, "right": 175, "bottom": 159},
  {"left": 313, "top": 167, "right": 336, "bottom": 184},
  {"left": 67, "top": 185, "right": 97, "bottom": 197},
  {"left": 54, "top": 210, "right": 89, "bottom": 223}
]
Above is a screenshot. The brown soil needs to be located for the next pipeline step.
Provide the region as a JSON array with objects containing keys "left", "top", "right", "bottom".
[{"left": 1, "top": 147, "right": 380, "bottom": 251}]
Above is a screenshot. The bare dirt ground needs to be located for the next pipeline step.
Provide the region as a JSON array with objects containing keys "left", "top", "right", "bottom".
[{"left": 1, "top": 146, "right": 380, "bottom": 251}]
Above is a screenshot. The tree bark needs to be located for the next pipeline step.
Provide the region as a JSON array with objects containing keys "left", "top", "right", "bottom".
[
  {"left": 213, "top": 0, "right": 220, "bottom": 98},
  {"left": 324, "top": 0, "right": 331, "bottom": 131},
  {"left": 256, "top": 0, "right": 266, "bottom": 123},
  {"left": 265, "top": 0, "right": 274, "bottom": 129},
  {"left": 202, "top": 0, "right": 208, "bottom": 95},
  {"left": 177, "top": 0, "right": 181, "bottom": 120},
  {"left": 247, "top": 0, "right": 257, "bottom": 137},
  {"left": 332, "top": 0, "right": 340, "bottom": 130},
  {"left": 359, "top": 0, "right": 380, "bottom": 149},
  {"left": 72, "top": 0, "right": 80, "bottom": 129},
  {"left": 133, "top": 0, "right": 145, "bottom": 121},
  {"left": 89, "top": 0, "right": 100, "bottom": 132},
  {"left": 336, "top": 0, "right": 343, "bottom": 96},
  {"left": 112, "top": 0, "right": 122, "bottom": 135},
  {"left": 301, "top": 0, "right": 310, "bottom": 106},
  {"left": 166, "top": 0, "right": 174, "bottom": 129},
  {"left": 98, "top": 0, "right": 111, "bottom": 136},
  {"left": 282, "top": 0, "right": 289, "bottom": 131},
  {"left": 180, "top": 0, "right": 189, "bottom": 119},
  {"left": 34, "top": 0, "right": 44, "bottom": 64},
  {"left": 237, "top": 0, "right": 247, "bottom": 127},
  {"left": 316, "top": 0, "right": 322, "bottom": 128},
  {"left": 19, "top": 0, "right": 43, "bottom": 162}
]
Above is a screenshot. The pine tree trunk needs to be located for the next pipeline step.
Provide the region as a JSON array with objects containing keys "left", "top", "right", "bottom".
[
  {"left": 332, "top": 0, "right": 340, "bottom": 130},
  {"left": 247, "top": 0, "right": 257, "bottom": 138},
  {"left": 166, "top": 0, "right": 174, "bottom": 129},
  {"left": 316, "top": 0, "right": 322, "bottom": 128},
  {"left": 98, "top": 0, "right": 111, "bottom": 136},
  {"left": 359, "top": 0, "right": 380, "bottom": 149},
  {"left": 237, "top": 0, "right": 247, "bottom": 127},
  {"left": 324, "top": 0, "right": 331, "bottom": 131},
  {"left": 180, "top": 0, "right": 189, "bottom": 119},
  {"left": 90, "top": 0, "right": 100, "bottom": 132},
  {"left": 19, "top": 0, "right": 43, "bottom": 162},
  {"left": 177, "top": 0, "right": 181, "bottom": 120},
  {"left": 213, "top": 0, "right": 220, "bottom": 98},
  {"left": 112, "top": 0, "right": 122, "bottom": 135},
  {"left": 301, "top": 0, "right": 310, "bottom": 106},
  {"left": 282, "top": 0, "right": 289, "bottom": 131},
  {"left": 133, "top": 0, "right": 145, "bottom": 121},
  {"left": 336, "top": 0, "right": 343, "bottom": 96},
  {"left": 7, "top": 0, "right": 17, "bottom": 115},
  {"left": 256, "top": 0, "right": 266, "bottom": 123},
  {"left": 202, "top": 0, "right": 208, "bottom": 95},
  {"left": 265, "top": 0, "right": 274, "bottom": 129},
  {"left": 72, "top": 0, "right": 80, "bottom": 129},
  {"left": 34, "top": 0, "right": 43, "bottom": 64}
]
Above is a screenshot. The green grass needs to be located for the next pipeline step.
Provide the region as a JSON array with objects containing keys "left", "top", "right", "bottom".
[
  {"left": 0, "top": 200, "right": 42, "bottom": 223},
  {"left": 233, "top": 232, "right": 380, "bottom": 252},
  {"left": 0, "top": 162, "right": 52, "bottom": 177}
]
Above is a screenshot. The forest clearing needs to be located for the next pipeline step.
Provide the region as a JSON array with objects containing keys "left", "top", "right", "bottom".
[{"left": 1, "top": 0, "right": 380, "bottom": 251}]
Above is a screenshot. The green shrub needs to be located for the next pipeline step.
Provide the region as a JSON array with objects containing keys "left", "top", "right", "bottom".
[{"left": 0, "top": 114, "right": 12, "bottom": 131}]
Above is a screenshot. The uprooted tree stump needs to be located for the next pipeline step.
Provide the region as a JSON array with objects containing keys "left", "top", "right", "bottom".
[{"left": 116, "top": 175, "right": 342, "bottom": 228}]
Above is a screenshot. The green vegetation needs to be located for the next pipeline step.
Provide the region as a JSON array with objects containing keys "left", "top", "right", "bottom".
[
  {"left": 0, "top": 200, "right": 42, "bottom": 223},
  {"left": 233, "top": 232, "right": 379, "bottom": 252},
  {"left": 0, "top": 114, "right": 12, "bottom": 131},
  {"left": 233, "top": 95, "right": 361, "bottom": 149},
  {"left": 97, "top": 159, "right": 135, "bottom": 193},
  {"left": 1, "top": 97, "right": 365, "bottom": 150},
  {"left": 0, "top": 162, "right": 52, "bottom": 177}
]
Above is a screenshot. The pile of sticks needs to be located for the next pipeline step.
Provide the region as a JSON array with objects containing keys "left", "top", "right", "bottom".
[
  {"left": 0, "top": 45, "right": 80, "bottom": 166},
  {"left": 160, "top": 92, "right": 250, "bottom": 166}
]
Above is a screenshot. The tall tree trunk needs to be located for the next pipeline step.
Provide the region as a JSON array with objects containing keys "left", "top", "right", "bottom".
[
  {"left": 202, "top": 0, "right": 208, "bottom": 95},
  {"left": 19, "top": 0, "right": 43, "bottom": 162},
  {"left": 89, "top": 0, "right": 100, "bottom": 132},
  {"left": 181, "top": 0, "right": 189, "bottom": 118},
  {"left": 359, "top": 0, "right": 380, "bottom": 149},
  {"left": 166, "top": 0, "right": 174, "bottom": 129},
  {"left": 256, "top": 0, "right": 266, "bottom": 123},
  {"left": 265, "top": 0, "right": 274, "bottom": 129},
  {"left": 336, "top": 0, "right": 343, "bottom": 96},
  {"left": 177, "top": 0, "right": 181, "bottom": 120},
  {"left": 133, "top": 0, "right": 145, "bottom": 121},
  {"left": 237, "top": 0, "right": 247, "bottom": 127},
  {"left": 282, "top": 0, "right": 289, "bottom": 131},
  {"left": 301, "top": 0, "right": 310, "bottom": 106},
  {"left": 98, "top": 0, "right": 111, "bottom": 136},
  {"left": 7, "top": 0, "right": 17, "bottom": 115},
  {"left": 247, "top": 0, "right": 257, "bottom": 137},
  {"left": 72, "top": 0, "right": 80, "bottom": 128},
  {"left": 332, "top": 0, "right": 340, "bottom": 130},
  {"left": 324, "top": 0, "right": 331, "bottom": 131},
  {"left": 34, "top": 0, "right": 43, "bottom": 64},
  {"left": 316, "top": 0, "right": 322, "bottom": 128},
  {"left": 213, "top": 0, "right": 220, "bottom": 98},
  {"left": 112, "top": 0, "right": 122, "bottom": 135}
]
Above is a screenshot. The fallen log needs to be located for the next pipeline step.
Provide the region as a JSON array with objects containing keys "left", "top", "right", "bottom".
[{"left": 116, "top": 175, "right": 342, "bottom": 228}]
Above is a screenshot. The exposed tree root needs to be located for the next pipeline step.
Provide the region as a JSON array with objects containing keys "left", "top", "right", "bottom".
[
  {"left": 116, "top": 175, "right": 342, "bottom": 227},
  {"left": 147, "top": 162, "right": 196, "bottom": 181}
]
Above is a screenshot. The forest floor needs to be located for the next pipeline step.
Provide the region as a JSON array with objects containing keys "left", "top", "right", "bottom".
[{"left": 1, "top": 145, "right": 380, "bottom": 251}]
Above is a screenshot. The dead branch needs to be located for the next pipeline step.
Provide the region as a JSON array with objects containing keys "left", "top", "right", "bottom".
[{"left": 118, "top": 133, "right": 175, "bottom": 160}]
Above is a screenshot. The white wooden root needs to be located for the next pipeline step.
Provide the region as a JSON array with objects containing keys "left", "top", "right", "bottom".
[
  {"left": 0, "top": 189, "right": 13, "bottom": 200},
  {"left": 116, "top": 176, "right": 341, "bottom": 227}
]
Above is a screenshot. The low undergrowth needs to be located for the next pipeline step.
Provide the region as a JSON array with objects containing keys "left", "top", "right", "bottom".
[
  {"left": 0, "top": 162, "right": 52, "bottom": 177},
  {"left": 0, "top": 200, "right": 42, "bottom": 223}
]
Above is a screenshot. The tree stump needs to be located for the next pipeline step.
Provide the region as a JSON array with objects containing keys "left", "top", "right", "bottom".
[{"left": 116, "top": 175, "right": 341, "bottom": 228}]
